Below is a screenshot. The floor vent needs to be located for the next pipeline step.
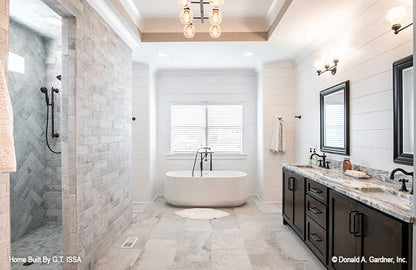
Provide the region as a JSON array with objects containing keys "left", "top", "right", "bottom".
[{"left": 121, "top": 237, "right": 138, "bottom": 249}]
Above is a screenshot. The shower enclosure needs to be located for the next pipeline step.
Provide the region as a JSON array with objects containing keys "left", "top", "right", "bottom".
[{"left": 8, "top": 0, "right": 63, "bottom": 268}]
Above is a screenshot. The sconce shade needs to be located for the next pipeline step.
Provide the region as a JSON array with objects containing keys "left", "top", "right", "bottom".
[
  {"left": 387, "top": 6, "right": 406, "bottom": 27},
  {"left": 180, "top": 8, "right": 194, "bottom": 25}
]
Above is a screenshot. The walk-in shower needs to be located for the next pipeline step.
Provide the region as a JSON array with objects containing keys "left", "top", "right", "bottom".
[{"left": 9, "top": 0, "right": 64, "bottom": 269}]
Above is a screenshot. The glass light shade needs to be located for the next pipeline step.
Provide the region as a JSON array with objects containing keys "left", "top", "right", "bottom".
[
  {"left": 209, "top": 9, "right": 223, "bottom": 25},
  {"left": 209, "top": 25, "right": 222, "bottom": 38},
  {"left": 183, "top": 24, "right": 196, "bottom": 38},
  {"left": 387, "top": 6, "right": 407, "bottom": 27},
  {"left": 314, "top": 60, "right": 324, "bottom": 71},
  {"left": 210, "top": 0, "right": 224, "bottom": 8},
  {"left": 178, "top": 0, "right": 191, "bottom": 7},
  {"left": 180, "top": 8, "right": 193, "bottom": 25}
]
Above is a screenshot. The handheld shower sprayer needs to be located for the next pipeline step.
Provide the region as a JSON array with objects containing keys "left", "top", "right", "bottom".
[{"left": 40, "top": 87, "right": 50, "bottom": 105}]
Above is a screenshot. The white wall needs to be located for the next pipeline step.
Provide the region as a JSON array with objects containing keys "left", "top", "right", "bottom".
[
  {"left": 132, "top": 62, "right": 157, "bottom": 202},
  {"left": 155, "top": 69, "right": 258, "bottom": 195},
  {"left": 294, "top": 0, "right": 413, "bottom": 172},
  {"left": 258, "top": 61, "right": 296, "bottom": 202}
]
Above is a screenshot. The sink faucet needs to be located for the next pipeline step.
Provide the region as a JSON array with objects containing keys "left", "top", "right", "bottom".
[
  {"left": 309, "top": 148, "right": 329, "bottom": 169},
  {"left": 390, "top": 168, "right": 414, "bottom": 194},
  {"left": 192, "top": 147, "right": 213, "bottom": 177}
]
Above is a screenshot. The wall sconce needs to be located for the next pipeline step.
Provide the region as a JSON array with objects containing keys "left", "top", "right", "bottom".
[
  {"left": 314, "top": 57, "right": 339, "bottom": 76},
  {"left": 387, "top": 6, "right": 413, "bottom": 34}
]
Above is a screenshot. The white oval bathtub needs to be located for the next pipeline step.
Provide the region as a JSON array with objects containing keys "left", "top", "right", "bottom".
[{"left": 165, "top": 171, "right": 248, "bottom": 207}]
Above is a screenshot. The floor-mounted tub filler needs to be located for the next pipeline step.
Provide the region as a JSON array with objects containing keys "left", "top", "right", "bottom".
[{"left": 165, "top": 171, "right": 248, "bottom": 207}]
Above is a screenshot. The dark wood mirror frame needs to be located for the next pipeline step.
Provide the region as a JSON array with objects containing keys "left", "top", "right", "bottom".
[
  {"left": 393, "top": 55, "right": 413, "bottom": 166},
  {"left": 320, "top": 81, "right": 350, "bottom": 155}
]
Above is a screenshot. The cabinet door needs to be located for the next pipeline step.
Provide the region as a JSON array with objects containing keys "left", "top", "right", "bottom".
[
  {"left": 357, "top": 204, "right": 409, "bottom": 270},
  {"left": 282, "top": 170, "right": 293, "bottom": 224},
  {"left": 329, "top": 191, "right": 358, "bottom": 270},
  {"left": 293, "top": 175, "right": 305, "bottom": 239}
]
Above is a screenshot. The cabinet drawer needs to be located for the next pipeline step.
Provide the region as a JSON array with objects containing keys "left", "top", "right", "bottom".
[
  {"left": 306, "top": 179, "right": 328, "bottom": 205},
  {"left": 306, "top": 195, "right": 327, "bottom": 229},
  {"left": 305, "top": 216, "right": 327, "bottom": 265}
]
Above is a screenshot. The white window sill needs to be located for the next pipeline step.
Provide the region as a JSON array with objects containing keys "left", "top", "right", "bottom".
[{"left": 166, "top": 153, "right": 247, "bottom": 160}]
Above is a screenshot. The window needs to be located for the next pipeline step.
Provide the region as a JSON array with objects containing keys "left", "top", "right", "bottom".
[
  {"left": 8, "top": 52, "right": 25, "bottom": 74},
  {"left": 171, "top": 105, "right": 243, "bottom": 153}
]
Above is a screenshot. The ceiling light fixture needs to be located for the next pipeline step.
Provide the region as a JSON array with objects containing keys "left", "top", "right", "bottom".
[
  {"left": 244, "top": 52, "right": 253, "bottom": 57},
  {"left": 179, "top": 0, "right": 224, "bottom": 39},
  {"left": 387, "top": 6, "right": 413, "bottom": 34}
]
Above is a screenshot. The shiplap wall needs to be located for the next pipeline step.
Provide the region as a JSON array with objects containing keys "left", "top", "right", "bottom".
[
  {"left": 258, "top": 61, "right": 296, "bottom": 202},
  {"left": 132, "top": 62, "right": 157, "bottom": 202},
  {"left": 156, "top": 69, "right": 258, "bottom": 194},
  {"left": 295, "top": 0, "right": 413, "bottom": 172}
]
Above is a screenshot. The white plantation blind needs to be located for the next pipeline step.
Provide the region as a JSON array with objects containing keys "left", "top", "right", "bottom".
[
  {"left": 171, "top": 105, "right": 243, "bottom": 153},
  {"left": 208, "top": 105, "right": 242, "bottom": 152},
  {"left": 171, "top": 106, "right": 206, "bottom": 153}
]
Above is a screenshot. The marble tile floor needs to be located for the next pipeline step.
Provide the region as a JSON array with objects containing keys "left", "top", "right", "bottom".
[
  {"left": 11, "top": 224, "right": 62, "bottom": 270},
  {"left": 94, "top": 196, "right": 325, "bottom": 270}
]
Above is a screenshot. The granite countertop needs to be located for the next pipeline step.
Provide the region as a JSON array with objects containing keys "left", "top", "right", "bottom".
[{"left": 283, "top": 164, "right": 414, "bottom": 223}]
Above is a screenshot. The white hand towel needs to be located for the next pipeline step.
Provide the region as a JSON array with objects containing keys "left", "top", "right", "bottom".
[
  {"left": 270, "top": 120, "right": 285, "bottom": 153},
  {"left": 0, "top": 66, "right": 16, "bottom": 173}
]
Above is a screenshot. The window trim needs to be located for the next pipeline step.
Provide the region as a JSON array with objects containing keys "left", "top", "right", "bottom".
[{"left": 169, "top": 103, "right": 244, "bottom": 155}]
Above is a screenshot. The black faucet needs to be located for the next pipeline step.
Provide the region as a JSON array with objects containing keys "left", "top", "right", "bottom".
[
  {"left": 309, "top": 148, "right": 329, "bottom": 169},
  {"left": 390, "top": 168, "right": 413, "bottom": 194}
]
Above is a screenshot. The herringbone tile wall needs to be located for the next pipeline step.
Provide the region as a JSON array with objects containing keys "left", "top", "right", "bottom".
[{"left": 8, "top": 20, "right": 62, "bottom": 241}]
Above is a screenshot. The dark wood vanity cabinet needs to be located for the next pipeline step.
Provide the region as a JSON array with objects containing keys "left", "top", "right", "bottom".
[
  {"left": 283, "top": 169, "right": 305, "bottom": 239},
  {"left": 329, "top": 190, "right": 412, "bottom": 270},
  {"left": 282, "top": 169, "right": 412, "bottom": 270}
]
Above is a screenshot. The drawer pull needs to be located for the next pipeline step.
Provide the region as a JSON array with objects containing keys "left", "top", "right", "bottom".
[
  {"left": 309, "top": 207, "right": 322, "bottom": 214},
  {"left": 310, "top": 233, "right": 322, "bottom": 242},
  {"left": 310, "top": 187, "right": 323, "bottom": 194}
]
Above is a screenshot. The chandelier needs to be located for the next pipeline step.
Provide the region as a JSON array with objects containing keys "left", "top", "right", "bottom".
[{"left": 178, "top": 0, "right": 224, "bottom": 39}]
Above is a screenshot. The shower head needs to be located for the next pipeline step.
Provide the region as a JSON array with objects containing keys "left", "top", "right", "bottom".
[
  {"left": 56, "top": 75, "right": 61, "bottom": 81},
  {"left": 40, "top": 87, "right": 49, "bottom": 105}
]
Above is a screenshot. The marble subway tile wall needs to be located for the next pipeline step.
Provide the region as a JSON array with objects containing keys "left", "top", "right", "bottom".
[
  {"left": 56, "top": 0, "right": 133, "bottom": 269},
  {"left": 8, "top": 20, "right": 47, "bottom": 241},
  {"left": 294, "top": 0, "right": 413, "bottom": 172}
]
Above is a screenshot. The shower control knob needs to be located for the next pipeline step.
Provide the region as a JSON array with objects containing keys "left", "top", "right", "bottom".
[{"left": 132, "top": 117, "right": 136, "bottom": 121}]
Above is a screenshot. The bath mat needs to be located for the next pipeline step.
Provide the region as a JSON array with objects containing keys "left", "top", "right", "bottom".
[{"left": 175, "top": 208, "right": 230, "bottom": 220}]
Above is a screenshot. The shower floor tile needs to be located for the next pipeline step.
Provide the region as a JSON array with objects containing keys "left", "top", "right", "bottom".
[{"left": 11, "top": 224, "right": 62, "bottom": 270}]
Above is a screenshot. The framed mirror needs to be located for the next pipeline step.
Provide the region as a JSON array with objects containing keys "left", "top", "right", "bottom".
[
  {"left": 320, "top": 81, "right": 350, "bottom": 155},
  {"left": 393, "top": 55, "right": 414, "bottom": 166}
]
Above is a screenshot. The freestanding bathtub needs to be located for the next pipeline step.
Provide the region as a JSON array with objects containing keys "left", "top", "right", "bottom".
[{"left": 165, "top": 171, "right": 248, "bottom": 207}]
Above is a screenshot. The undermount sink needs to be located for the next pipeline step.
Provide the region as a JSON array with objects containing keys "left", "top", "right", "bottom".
[{"left": 344, "top": 182, "right": 383, "bottom": 192}]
